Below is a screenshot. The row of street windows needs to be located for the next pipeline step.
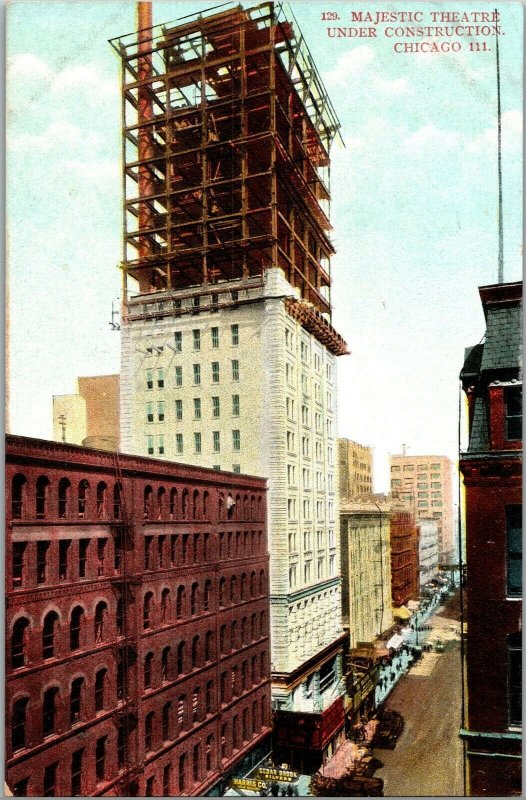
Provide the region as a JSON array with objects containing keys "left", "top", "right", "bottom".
[
  {"left": 146, "top": 395, "right": 240, "bottom": 422},
  {"left": 149, "top": 430, "right": 241, "bottom": 456},
  {"left": 147, "top": 360, "right": 240, "bottom": 389}
]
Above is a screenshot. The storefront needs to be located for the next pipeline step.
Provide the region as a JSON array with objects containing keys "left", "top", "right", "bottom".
[{"left": 273, "top": 696, "right": 346, "bottom": 774}]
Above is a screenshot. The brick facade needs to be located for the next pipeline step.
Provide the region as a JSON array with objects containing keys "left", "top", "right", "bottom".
[
  {"left": 6, "top": 435, "right": 271, "bottom": 797},
  {"left": 389, "top": 512, "right": 419, "bottom": 608}
]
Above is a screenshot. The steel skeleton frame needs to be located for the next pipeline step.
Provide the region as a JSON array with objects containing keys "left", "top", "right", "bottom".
[{"left": 110, "top": 1, "right": 343, "bottom": 333}]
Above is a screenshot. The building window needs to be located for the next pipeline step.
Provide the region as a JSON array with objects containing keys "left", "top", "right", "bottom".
[
  {"left": 193, "top": 398, "right": 201, "bottom": 419},
  {"left": 95, "top": 736, "right": 107, "bottom": 783},
  {"left": 506, "top": 505, "right": 522, "bottom": 597},
  {"left": 212, "top": 362, "right": 220, "bottom": 383},
  {"left": 175, "top": 365, "right": 183, "bottom": 386},
  {"left": 156, "top": 368, "right": 164, "bottom": 388},
  {"left": 174, "top": 331, "right": 182, "bottom": 352},
  {"left": 232, "top": 359, "right": 239, "bottom": 381},
  {"left": 211, "top": 293, "right": 219, "bottom": 312},
  {"left": 42, "top": 687, "right": 57, "bottom": 736},
  {"left": 233, "top": 464, "right": 241, "bottom": 474},
  {"left": 71, "top": 749, "right": 84, "bottom": 797},
  {"left": 193, "top": 364, "right": 201, "bottom": 385},
  {"left": 178, "top": 753, "right": 187, "bottom": 793},
  {"left": 144, "top": 652, "right": 153, "bottom": 690},
  {"left": 70, "top": 606, "right": 84, "bottom": 650},
  {"left": 162, "top": 703, "right": 172, "bottom": 741},
  {"left": 43, "top": 764, "right": 57, "bottom": 797},
  {"left": 42, "top": 611, "right": 58, "bottom": 660},
  {"left": 147, "top": 435, "right": 154, "bottom": 455},
  {"left": 95, "top": 668, "right": 106, "bottom": 712},
  {"left": 212, "top": 396, "right": 220, "bottom": 417},
  {"left": 70, "top": 677, "right": 84, "bottom": 724},
  {"left": 162, "top": 646, "right": 171, "bottom": 682},
  {"left": 231, "top": 324, "right": 239, "bottom": 345},
  {"left": 158, "top": 435, "right": 165, "bottom": 455},
  {"left": 505, "top": 386, "right": 522, "bottom": 440},
  {"left": 144, "top": 712, "right": 154, "bottom": 751},
  {"left": 213, "top": 431, "right": 220, "bottom": 452},
  {"left": 211, "top": 327, "right": 219, "bottom": 348},
  {"left": 157, "top": 401, "right": 165, "bottom": 422},
  {"left": 193, "top": 329, "right": 201, "bottom": 350},
  {"left": 176, "top": 433, "right": 183, "bottom": 453},
  {"left": 508, "top": 632, "right": 521, "bottom": 726},
  {"left": 146, "top": 402, "right": 154, "bottom": 423},
  {"left": 145, "top": 777, "right": 155, "bottom": 798},
  {"left": 36, "top": 540, "right": 49, "bottom": 584},
  {"left": 36, "top": 475, "right": 50, "bottom": 518},
  {"left": 143, "top": 593, "right": 153, "bottom": 629},
  {"left": 11, "top": 617, "right": 29, "bottom": 669},
  {"left": 232, "top": 429, "right": 241, "bottom": 451},
  {"left": 194, "top": 432, "right": 202, "bottom": 454},
  {"left": 94, "top": 601, "right": 107, "bottom": 642},
  {"left": 232, "top": 394, "right": 240, "bottom": 417}
]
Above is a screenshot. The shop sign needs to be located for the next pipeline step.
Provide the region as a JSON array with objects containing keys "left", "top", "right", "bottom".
[
  {"left": 231, "top": 778, "right": 269, "bottom": 791},
  {"left": 256, "top": 768, "right": 299, "bottom": 782}
]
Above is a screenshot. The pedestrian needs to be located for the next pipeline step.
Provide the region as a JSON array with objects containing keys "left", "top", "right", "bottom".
[{"left": 271, "top": 781, "right": 279, "bottom": 796}]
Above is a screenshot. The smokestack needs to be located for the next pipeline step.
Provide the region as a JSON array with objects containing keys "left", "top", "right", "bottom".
[{"left": 137, "top": 2, "right": 154, "bottom": 263}]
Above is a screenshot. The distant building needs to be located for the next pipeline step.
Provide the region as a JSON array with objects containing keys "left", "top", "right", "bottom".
[
  {"left": 338, "top": 439, "right": 374, "bottom": 497},
  {"left": 459, "top": 281, "right": 522, "bottom": 797},
  {"left": 418, "top": 518, "right": 439, "bottom": 587},
  {"left": 53, "top": 374, "right": 120, "bottom": 451},
  {"left": 389, "top": 454, "right": 454, "bottom": 563},
  {"left": 339, "top": 496, "right": 394, "bottom": 726},
  {"left": 389, "top": 510, "right": 419, "bottom": 613},
  {"left": 6, "top": 435, "right": 271, "bottom": 798}
]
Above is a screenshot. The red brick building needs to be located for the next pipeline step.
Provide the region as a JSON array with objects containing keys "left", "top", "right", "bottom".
[
  {"left": 389, "top": 511, "right": 419, "bottom": 609},
  {"left": 6, "top": 435, "right": 271, "bottom": 797},
  {"left": 459, "top": 281, "right": 522, "bottom": 796}
]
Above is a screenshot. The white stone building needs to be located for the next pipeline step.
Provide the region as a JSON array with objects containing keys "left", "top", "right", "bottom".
[
  {"left": 418, "top": 517, "right": 439, "bottom": 587},
  {"left": 121, "top": 268, "right": 345, "bottom": 712}
]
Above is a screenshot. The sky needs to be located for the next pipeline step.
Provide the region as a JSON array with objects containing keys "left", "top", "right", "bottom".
[{"left": 6, "top": 1, "right": 523, "bottom": 492}]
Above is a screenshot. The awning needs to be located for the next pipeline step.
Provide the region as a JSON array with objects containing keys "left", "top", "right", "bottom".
[
  {"left": 407, "top": 600, "right": 420, "bottom": 611},
  {"left": 393, "top": 605, "right": 412, "bottom": 621},
  {"left": 386, "top": 634, "right": 404, "bottom": 650}
]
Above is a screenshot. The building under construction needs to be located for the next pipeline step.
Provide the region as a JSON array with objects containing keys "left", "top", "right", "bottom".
[{"left": 114, "top": 1, "right": 349, "bottom": 774}]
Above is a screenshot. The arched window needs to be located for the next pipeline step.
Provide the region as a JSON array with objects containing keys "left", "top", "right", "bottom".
[
  {"left": 161, "top": 646, "right": 171, "bottom": 683},
  {"left": 260, "top": 610, "right": 266, "bottom": 636},
  {"left": 161, "top": 588, "right": 170, "bottom": 622},
  {"left": 218, "top": 493, "right": 224, "bottom": 521},
  {"left": 95, "top": 668, "right": 106, "bottom": 712},
  {"left": 94, "top": 601, "right": 107, "bottom": 643},
  {"left": 250, "top": 495, "right": 256, "bottom": 519},
  {"left": 177, "top": 696, "right": 187, "bottom": 731},
  {"left": 144, "top": 711, "right": 154, "bottom": 751},
  {"left": 43, "top": 686, "right": 58, "bottom": 737},
  {"left": 227, "top": 493, "right": 235, "bottom": 519},
  {"left": 70, "top": 677, "right": 84, "bottom": 723},
  {"left": 203, "top": 491, "right": 209, "bottom": 518},
  {"left": 78, "top": 479, "right": 89, "bottom": 519},
  {"left": 220, "top": 624, "right": 227, "bottom": 653},
  {"left": 191, "top": 582, "right": 199, "bottom": 616},
  {"left": 42, "top": 611, "right": 59, "bottom": 660},
  {"left": 176, "top": 586, "right": 185, "bottom": 619},
  {"left": 11, "top": 474, "right": 27, "bottom": 519},
  {"left": 204, "top": 580, "right": 212, "bottom": 612},
  {"left": 243, "top": 495, "right": 249, "bottom": 519},
  {"left": 191, "top": 636, "right": 200, "bottom": 669},
  {"left": 251, "top": 613, "right": 257, "bottom": 642},
  {"left": 219, "top": 577, "right": 226, "bottom": 607},
  {"left": 58, "top": 478, "right": 71, "bottom": 519},
  {"left": 116, "top": 597, "right": 124, "bottom": 636},
  {"left": 113, "top": 483, "right": 122, "bottom": 520},
  {"left": 250, "top": 571, "right": 257, "bottom": 597},
  {"left": 231, "top": 620, "right": 238, "bottom": 649},
  {"left": 259, "top": 569, "right": 266, "bottom": 595},
  {"left": 143, "top": 486, "right": 153, "bottom": 519},
  {"left": 206, "top": 680, "right": 213, "bottom": 715},
  {"left": 230, "top": 575, "right": 237, "bottom": 603},
  {"left": 182, "top": 489, "right": 189, "bottom": 519},
  {"left": 96, "top": 481, "right": 107, "bottom": 518},
  {"left": 205, "top": 630, "right": 214, "bottom": 662},
  {"left": 157, "top": 486, "right": 166, "bottom": 519},
  {"left": 12, "top": 617, "right": 29, "bottom": 669},
  {"left": 192, "top": 688, "right": 200, "bottom": 723},
  {"left": 12, "top": 697, "right": 29, "bottom": 751},
  {"left": 177, "top": 641, "right": 186, "bottom": 675},
  {"left": 36, "top": 476, "right": 50, "bottom": 519},
  {"left": 240, "top": 573, "right": 247, "bottom": 599},
  {"left": 261, "top": 695, "right": 268, "bottom": 726},
  {"left": 169, "top": 488, "right": 177, "bottom": 519},
  {"left": 162, "top": 702, "right": 172, "bottom": 741},
  {"left": 70, "top": 606, "right": 84, "bottom": 650},
  {"left": 143, "top": 593, "right": 153, "bottom": 629},
  {"left": 144, "top": 652, "right": 154, "bottom": 690},
  {"left": 193, "top": 490, "right": 199, "bottom": 520},
  {"left": 241, "top": 617, "right": 248, "bottom": 645}
]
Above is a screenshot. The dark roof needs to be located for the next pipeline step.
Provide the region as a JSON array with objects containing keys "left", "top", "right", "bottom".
[
  {"left": 460, "top": 344, "right": 484, "bottom": 382},
  {"left": 480, "top": 305, "right": 522, "bottom": 371}
]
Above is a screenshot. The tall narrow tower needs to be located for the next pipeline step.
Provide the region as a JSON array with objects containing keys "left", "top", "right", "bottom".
[{"left": 111, "top": 1, "right": 349, "bottom": 770}]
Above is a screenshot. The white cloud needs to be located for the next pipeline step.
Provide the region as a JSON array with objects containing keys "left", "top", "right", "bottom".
[
  {"left": 7, "top": 52, "right": 52, "bottom": 84},
  {"left": 405, "top": 123, "right": 460, "bottom": 152},
  {"left": 52, "top": 64, "right": 118, "bottom": 99},
  {"left": 7, "top": 120, "right": 101, "bottom": 153},
  {"left": 323, "top": 45, "right": 375, "bottom": 87},
  {"left": 467, "top": 109, "right": 523, "bottom": 154},
  {"left": 371, "top": 76, "right": 409, "bottom": 95},
  {"left": 63, "top": 158, "right": 120, "bottom": 183}
]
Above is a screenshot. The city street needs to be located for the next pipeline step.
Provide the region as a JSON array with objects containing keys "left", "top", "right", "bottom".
[{"left": 373, "top": 598, "right": 464, "bottom": 797}]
